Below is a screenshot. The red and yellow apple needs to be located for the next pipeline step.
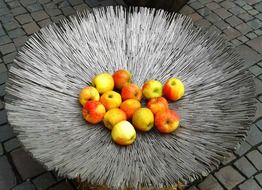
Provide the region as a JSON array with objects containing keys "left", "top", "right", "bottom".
[
  {"left": 121, "top": 83, "right": 142, "bottom": 101},
  {"left": 82, "top": 101, "right": 106, "bottom": 124},
  {"left": 100, "top": 91, "right": 122, "bottom": 110},
  {"left": 132, "top": 108, "right": 154, "bottom": 132},
  {"left": 147, "top": 97, "right": 168, "bottom": 114},
  {"left": 92, "top": 72, "right": 114, "bottom": 94},
  {"left": 113, "top": 69, "right": 132, "bottom": 90},
  {"left": 120, "top": 99, "right": 141, "bottom": 120},
  {"left": 79, "top": 86, "right": 100, "bottom": 106},
  {"left": 142, "top": 80, "right": 163, "bottom": 99},
  {"left": 111, "top": 121, "right": 136, "bottom": 145},
  {"left": 103, "top": 108, "right": 127, "bottom": 130},
  {"left": 154, "top": 109, "right": 180, "bottom": 133},
  {"left": 163, "top": 78, "right": 184, "bottom": 101}
]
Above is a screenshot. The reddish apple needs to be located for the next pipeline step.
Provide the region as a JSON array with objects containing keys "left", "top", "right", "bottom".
[
  {"left": 154, "top": 109, "right": 180, "bottom": 133},
  {"left": 147, "top": 97, "right": 168, "bottom": 114},
  {"left": 113, "top": 69, "right": 132, "bottom": 90},
  {"left": 120, "top": 99, "right": 141, "bottom": 120},
  {"left": 82, "top": 101, "right": 106, "bottom": 124},
  {"left": 163, "top": 78, "right": 185, "bottom": 101},
  {"left": 121, "top": 83, "right": 142, "bottom": 101}
]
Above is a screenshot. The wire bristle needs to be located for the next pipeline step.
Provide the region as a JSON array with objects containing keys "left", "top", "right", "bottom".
[{"left": 5, "top": 6, "right": 256, "bottom": 190}]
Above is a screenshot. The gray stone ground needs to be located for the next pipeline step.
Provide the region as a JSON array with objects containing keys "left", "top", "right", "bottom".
[{"left": 0, "top": 0, "right": 261, "bottom": 189}]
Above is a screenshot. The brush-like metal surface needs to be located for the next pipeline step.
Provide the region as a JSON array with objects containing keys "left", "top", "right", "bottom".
[{"left": 5, "top": 6, "right": 256, "bottom": 190}]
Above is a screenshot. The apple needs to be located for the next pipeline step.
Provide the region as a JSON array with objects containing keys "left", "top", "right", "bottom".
[
  {"left": 82, "top": 101, "right": 106, "bottom": 124},
  {"left": 103, "top": 108, "right": 127, "bottom": 130},
  {"left": 132, "top": 108, "right": 154, "bottom": 132},
  {"left": 147, "top": 97, "right": 168, "bottom": 114},
  {"left": 92, "top": 72, "right": 114, "bottom": 94},
  {"left": 121, "top": 83, "right": 142, "bottom": 101},
  {"left": 154, "top": 109, "right": 180, "bottom": 133},
  {"left": 113, "top": 69, "right": 132, "bottom": 90},
  {"left": 100, "top": 91, "right": 122, "bottom": 110},
  {"left": 120, "top": 99, "right": 141, "bottom": 120},
  {"left": 163, "top": 78, "right": 185, "bottom": 101},
  {"left": 142, "top": 80, "right": 163, "bottom": 99},
  {"left": 79, "top": 86, "right": 100, "bottom": 106},
  {"left": 111, "top": 121, "right": 136, "bottom": 145}
]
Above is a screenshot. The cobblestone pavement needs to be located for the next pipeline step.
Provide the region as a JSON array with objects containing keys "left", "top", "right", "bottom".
[{"left": 0, "top": 0, "right": 261, "bottom": 189}]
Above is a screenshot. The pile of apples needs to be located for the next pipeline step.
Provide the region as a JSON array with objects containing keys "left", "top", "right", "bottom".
[{"left": 79, "top": 70, "right": 184, "bottom": 146}]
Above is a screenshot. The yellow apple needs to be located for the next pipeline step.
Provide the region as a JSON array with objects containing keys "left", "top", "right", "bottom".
[
  {"left": 100, "top": 91, "right": 122, "bottom": 110},
  {"left": 92, "top": 72, "right": 114, "bottom": 94},
  {"left": 103, "top": 108, "right": 127, "bottom": 130},
  {"left": 79, "top": 86, "right": 100, "bottom": 106},
  {"left": 163, "top": 78, "right": 185, "bottom": 101},
  {"left": 142, "top": 80, "right": 163, "bottom": 99},
  {"left": 132, "top": 108, "right": 154, "bottom": 132},
  {"left": 82, "top": 100, "right": 106, "bottom": 124},
  {"left": 111, "top": 121, "right": 136, "bottom": 145},
  {"left": 112, "top": 69, "right": 132, "bottom": 90}
]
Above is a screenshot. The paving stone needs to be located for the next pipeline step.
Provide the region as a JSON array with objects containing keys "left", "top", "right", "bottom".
[
  {"left": 233, "top": 157, "right": 257, "bottom": 178},
  {"left": 247, "top": 19, "right": 262, "bottom": 30},
  {"left": 238, "top": 178, "right": 261, "bottom": 190},
  {"left": 255, "top": 100, "right": 262, "bottom": 121},
  {"left": 0, "top": 7, "right": 11, "bottom": 16},
  {"left": 69, "top": 0, "right": 83, "bottom": 6},
  {"left": 236, "top": 23, "right": 252, "bottom": 34},
  {"left": 22, "top": 22, "right": 40, "bottom": 35},
  {"left": 73, "top": 4, "right": 90, "bottom": 12},
  {"left": 205, "top": 2, "right": 220, "bottom": 10},
  {"left": 195, "top": 19, "right": 211, "bottom": 28},
  {"left": 32, "top": 172, "right": 57, "bottom": 190},
  {"left": 0, "top": 42, "right": 16, "bottom": 55},
  {"left": 3, "top": 52, "right": 17, "bottom": 64},
  {"left": 45, "top": 8, "right": 62, "bottom": 17},
  {"left": 206, "top": 13, "right": 221, "bottom": 23},
  {"left": 229, "top": 6, "right": 245, "bottom": 15},
  {"left": 13, "top": 36, "right": 28, "bottom": 47},
  {"left": 4, "top": 137, "right": 21, "bottom": 152},
  {"left": 249, "top": 65, "right": 262, "bottom": 77},
  {"left": 246, "top": 32, "right": 257, "bottom": 39},
  {"left": 246, "top": 0, "right": 261, "bottom": 5},
  {"left": 0, "top": 144, "right": 3, "bottom": 155},
  {"left": 8, "top": 28, "right": 26, "bottom": 39},
  {"left": 15, "top": 14, "right": 33, "bottom": 24},
  {"left": 179, "top": 5, "right": 195, "bottom": 15},
  {"left": 214, "top": 166, "right": 245, "bottom": 190},
  {"left": 213, "top": 8, "right": 232, "bottom": 19},
  {"left": 31, "top": 10, "right": 49, "bottom": 21},
  {"left": 220, "top": 1, "right": 235, "bottom": 9},
  {"left": 0, "top": 14, "right": 15, "bottom": 24},
  {"left": 189, "top": 13, "right": 202, "bottom": 22},
  {"left": 189, "top": 1, "right": 204, "bottom": 10},
  {"left": 238, "top": 36, "right": 249, "bottom": 43},
  {"left": 26, "top": 3, "right": 43, "bottom": 12},
  {"left": 198, "top": 175, "right": 223, "bottom": 190},
  {"left": 20, "top": 0, "right": 37, "bottom": 6},
  {"left": 207, "top": 25, "right": 221, "bottom": 34},
  {"left": 0, "top": 124, "right": 15, "bottom": 142},
  {"left": 223, "top": 27, "right": 241, "bottom": 40},
  {"left": 44, "top": 2, "right": 57, "bottom": 9},
  {"left": 255, "top": 173, "right": 262, "bottom": 186},
  {"left": 254, "top": 29, "right": 262, "bottom": 36},
  {"left": 235, "top": 45, "right": 261, "bottom": 68},
  {"left": 231, "top": 39, "right": 242, "bottom": 47},
  {"left": 61, "top": 6, "right": 76, "bottom": 16},
  {"left": 0, "top": 35, "right": 12, "bottom": 45},
  {"left": 0, "top": 156, "right": 16, "bottom": 189},
  {"left": 255, "top": 13, "right": 262, "bottom": 21},
  {"left": 235, "top": 0, "right": 246, "bottom": 6},
  {"left": 222, "top": 152, "right": 236, "bottom": 165},
  {"left": 3, "top": 20, "right": 20, "bottom": 31},
  {"left": 51, "top": 15, "right": 66, "bottom": 23},
  {"left": 199, "top": 0, "right": 212, "bottom": 4},
  {"left": 255, "top": 2, "right": 262, "bottom": 11},
  {"left": 256, "top": 118, "right": 262, "bottom": 130},
  {"left": 254, "top": 78, "right": 262, "bottom": 97},
  {"left": 247, "top": 36, "right": 262, "bottom": 54},
  {"left": 238, "top": 13, "right": 253, "bottom": 22},
  {"left": 49, "top": 181, "right": 75, "bottom": 190},
  {"left": 12, "top": 181, "right": 36, "bottom": 190},
  {"left": 58, "top": 0, "right": 70, "bottom": 8},
  {"left": 243, "top": 4, "right": 253, "bottom": 11},
  {"left": 248, "top": 9, "right": 259, "bottom": 16},
  {"left": 38, "top": 0, "right": 51, "bottom": 4},
  {"left": 11, "top": 148, "right": 46, "bottom": 180},
  {"left": 197, "top": 7, "right": 211, "bottom": 17},
  {"left": 7, "top": 1, "right": 20, "bottom": 9},
  {"left": 38, "top": 18, "right": 52, "bottom": 27},
  {"left": 0, "top": 83, "right": 6, "bottom": 96},
  {"left": 188, "top": 186, "right": 199, "bottom": 190},
  {"left": 11, "top": 6, "right": 27, "bottom": 16},
  {"left": 225, "top": 16, "right": 243, "bottom": 27},
  {"left": 246, "top": 124, "right": 262, "bottom": 145},
  {"left": 246, "top": 150, "right": 262, "bottom": 170},
  {"left": 0, "top": 25, "right": 6, "bottom": 36}
]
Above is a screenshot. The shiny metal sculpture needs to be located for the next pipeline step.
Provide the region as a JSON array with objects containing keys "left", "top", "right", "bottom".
[{"left": 5, "top": 6, "right": 256, "bottom": 190}]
